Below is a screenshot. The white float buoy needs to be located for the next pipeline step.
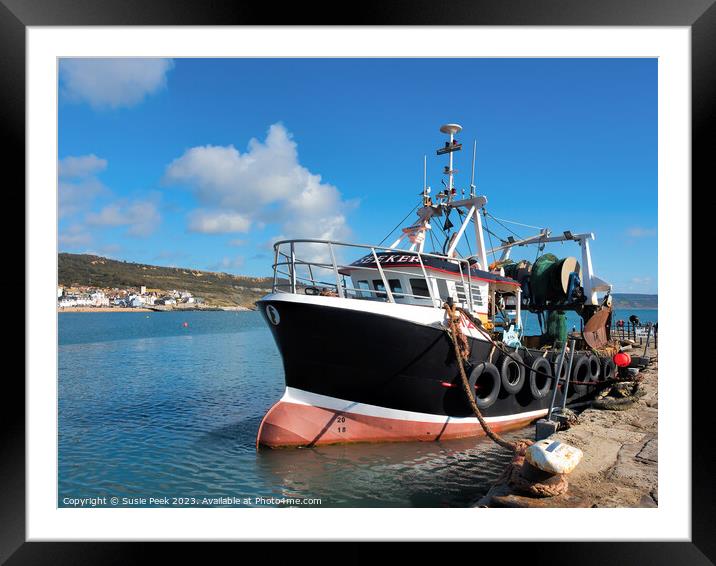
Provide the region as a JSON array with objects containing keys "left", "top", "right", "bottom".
[{"left": 526, "top": 439, "right": 583, "bottom": 475}]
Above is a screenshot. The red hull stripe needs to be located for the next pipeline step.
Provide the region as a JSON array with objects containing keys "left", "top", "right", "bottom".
[{"left": 257, "top": 398, "right": 546, "bottom": 448}]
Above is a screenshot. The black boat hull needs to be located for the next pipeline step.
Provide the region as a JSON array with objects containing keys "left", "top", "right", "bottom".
[{"left": 256, "top": 294, "right": 577, "bottom": 447}]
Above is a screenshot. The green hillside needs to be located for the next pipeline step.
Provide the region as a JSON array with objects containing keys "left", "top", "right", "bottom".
[
  {"left": 611, "top": 293, "right": 658, "bottom": 310},
  {"left": 58, "top": 253, "right": 274, "bottom": 308}
]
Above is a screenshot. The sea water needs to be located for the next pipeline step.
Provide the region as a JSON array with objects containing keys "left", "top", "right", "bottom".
[{"left": 58, "top": 308, "right": 655, "bottom": 508}]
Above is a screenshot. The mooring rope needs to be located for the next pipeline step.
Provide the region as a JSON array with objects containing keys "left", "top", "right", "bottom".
[
  {"left": 442, "top": 301, "right": 517, "bottom": 453},
  {"left": 443, "top": 301, "right": 587, "bottom": 498}
]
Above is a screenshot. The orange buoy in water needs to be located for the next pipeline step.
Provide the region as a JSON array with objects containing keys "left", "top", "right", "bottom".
[
  {"left": 182, "top": 321, "right": 189, "bottom": 328},
  {"left": 613, "top": 352, "right": 631, "bottom": 367}
]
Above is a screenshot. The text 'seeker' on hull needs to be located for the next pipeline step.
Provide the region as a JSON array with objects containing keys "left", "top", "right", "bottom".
[{"left": 256, "top": 123, "right": 614, "bottom": 448}]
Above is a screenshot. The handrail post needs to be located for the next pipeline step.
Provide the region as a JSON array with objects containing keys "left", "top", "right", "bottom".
[
  {"left": 289, "top": 242, "right": 297, "bottom": 294},
  {"left": 416, "top": 252, "right": 437, "bottom": 308},
  {"left": 466, "top": 260, "right": 474, "bottom": 312},
  {"left": 307, "top": 263, "right": 315, "bottom": 287},
  {"left": 272, "top": 245, "right": 279, "bottom": 292},
  {"left": 328, "top": 242, "right": 344, "bottom": 298},
  {"left": 459, "top": 259, "right": 474, "bottom": 312},
  {"left": 457, "top": 261, "right": 469, "bottom": 310},
  {"left": 371, "top": 248, "right": 394, "bottom": 303}
]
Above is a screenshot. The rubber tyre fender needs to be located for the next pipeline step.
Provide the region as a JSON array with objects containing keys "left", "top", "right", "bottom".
[
  {"left": 529, "top": 357, "right": 553, "bottom": 400},
  {"left": 467, "top": 362, "right": 501, "bottom": 409},
  {"left": 499, "top": 351, "right": 526, "bottom": 394},
  {"left": 553, "top": 354, "right": 569, "bottom": 382},
  {"left": 570, "top": 356, "right": 592, "bottom": 396},
  {"left": 601, "top": 358, "right": 616, "bottom": 381},
  {"left": 586, "top": 354, "right": 601, "bottom": 381}
]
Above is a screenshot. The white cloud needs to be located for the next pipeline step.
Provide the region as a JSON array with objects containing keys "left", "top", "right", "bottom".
[
  {"left": 59, "top": 154, "right": 107, "bottom": 178},
  {"left": 59, "top": 178, "right": 107, "bottom": 218},
  {"left": 187, "top": 210, "right": 251, "bottom": 234},
  {"left": 164, "top": 124, "right": 355, "bottom": 244},
  {"left": 58, "top": 154, "right": 109, "bottom": 218},
  {"left": 626, "top": 227, "right": 656, "bottom": 238},
  {"left": 59, "top": 224, "right": 92, "bottom": 248},
  {"left": 86, "top": 199, "right": 161, "bottom": 237},
  {"left": 60, "top": 58, "right": 174, "bottom": 109}
]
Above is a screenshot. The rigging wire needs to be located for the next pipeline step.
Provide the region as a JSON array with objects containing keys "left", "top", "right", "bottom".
[
  {"left": 481, "top": 210, "right": 496, "bottom": 264},
  {"left": 428, "top": 229, "right": 438, "bottom": 254},
  {"left": 485, "top": 211, "right": 523, "bottom": 240},
  {"left": 433, "top": 214, "right": 462, "bottom": 258},
  {"left": 377, "top": 205, "right": 419, "bottom": 247},
  {"left": 463, "top": 210, "right": 504, "bottom": 246},
  {"left": 483, "top": 223, "right": 504, "bottom": 244},
  {"left": 488, "top": 215, "right": 543, "bottom": 231}
]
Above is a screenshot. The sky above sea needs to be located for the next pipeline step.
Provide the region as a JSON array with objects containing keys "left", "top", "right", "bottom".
[{"left": 58, "top": 58, "right": 657, "bottom": 293}]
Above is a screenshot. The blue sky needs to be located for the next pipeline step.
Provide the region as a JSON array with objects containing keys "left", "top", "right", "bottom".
[{"left": 58, "top": 58, "right": 657, "bottom": 293}]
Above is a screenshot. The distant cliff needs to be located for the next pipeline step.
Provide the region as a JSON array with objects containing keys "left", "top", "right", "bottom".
[
  {"left": 611, "top": 293, "right": 658, "bottom": 310},
  {"left": 58, "top": 253, "right": 273, "bottom": 308}
]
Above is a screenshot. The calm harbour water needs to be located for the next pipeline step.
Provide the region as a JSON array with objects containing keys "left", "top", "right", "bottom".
[{"left": 58, "top": 308, "right": 656, "bottom": 508}]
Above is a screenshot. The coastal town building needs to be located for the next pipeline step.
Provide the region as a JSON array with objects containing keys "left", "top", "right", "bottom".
[{"left": 57, "top": 285, "right": 198, "bottom": 310}]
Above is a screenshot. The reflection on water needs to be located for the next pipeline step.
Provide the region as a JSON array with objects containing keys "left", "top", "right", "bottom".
[
  {"left": 59, "top": 310, "right": 526, "bottom": 507},
  {"left": 256, "top": 432, "right": 522, "bottom": 507}
]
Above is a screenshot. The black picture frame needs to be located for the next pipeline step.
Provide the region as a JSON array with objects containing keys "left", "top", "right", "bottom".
[{"left": 6, "top": 0, "right": 705, "bottom": 562}]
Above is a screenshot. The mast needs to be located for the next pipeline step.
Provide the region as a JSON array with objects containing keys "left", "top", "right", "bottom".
[
  {"left": 438, "top": 123, "right": 462, "bottom": 202},
  {"left": 435, "top": 124, "right": 488, "bottom": 268},
  {"left": 393, "top": 123, "right": 488, "bottom": 266},
  {"left": 470, "top": 139, "right": 477, "bottom": 198},
  {"left": 422, "top": 155, "right": 429, "bottom": 206}
]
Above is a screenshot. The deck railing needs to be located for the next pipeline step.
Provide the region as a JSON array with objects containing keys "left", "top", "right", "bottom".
[{"left": 271, "top": 238, "right": 479, "bottom": 310}]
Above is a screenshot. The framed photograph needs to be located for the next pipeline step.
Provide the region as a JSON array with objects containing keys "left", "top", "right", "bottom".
[{"left": 8, "top": 0, "right": 706, "bottom": 561}]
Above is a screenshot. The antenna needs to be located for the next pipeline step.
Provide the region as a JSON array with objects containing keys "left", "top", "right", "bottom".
[
  {"left": 437, "top": 123, "right": 462, "bottom": 202},
  {"left": 423, "top": 155, "right": 427, "bottom": 192},
  {"left": 469, "top": 139, "right": 477, "bottom": 197},
  {"left": 422, "top": 155, "right": 430, "bottom": 206}
]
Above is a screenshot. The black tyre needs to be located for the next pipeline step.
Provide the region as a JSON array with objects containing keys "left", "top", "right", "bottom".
[
  {"left": 586, "top": 354, "right": 601, "bottom": 381},
  {"left": 553, "top": 354, "right": 569, "bottom": 382},
  {"left": 499, "top": 351, "right": 525, "bottom": 394},
  {"left": 602, "top": 358, "right": 616, "bottom": 380},
  {"left": 529, "top": 357, "right": 552, "bottom": 399},
  {"left": 570, "top": 356, "right": 593, "bottom": 396},
  {"left": 468, "top": 362, "right": 501, "bottom": 409}
]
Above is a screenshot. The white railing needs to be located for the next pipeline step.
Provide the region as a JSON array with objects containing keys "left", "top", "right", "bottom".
[{"left": 271, "top": 239, "right": 478, "bottom": 311}]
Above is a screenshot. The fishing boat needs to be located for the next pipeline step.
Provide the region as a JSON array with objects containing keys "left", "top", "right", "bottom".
[{"left": 256, "top": 123, "right": 614, "bottom": 448}]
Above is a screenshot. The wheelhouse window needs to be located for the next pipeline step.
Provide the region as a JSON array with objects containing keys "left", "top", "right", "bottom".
[
  {"left": 372, "top": 279, "right": 404, "bottom": 299},
  {"left": 409, "top": 278, "right": 430, "bottom": 298},
  {"left": 355, "top": 280, "right": 371, "bottom": 299}
]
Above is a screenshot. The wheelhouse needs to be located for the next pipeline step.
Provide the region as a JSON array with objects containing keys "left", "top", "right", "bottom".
[{"left": 271, "top": 240, "right": 524, "bottom": 331}]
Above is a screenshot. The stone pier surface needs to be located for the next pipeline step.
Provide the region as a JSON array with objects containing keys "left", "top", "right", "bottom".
[{"left": 477, "top": 347, "right": 658, "bottom": 508}]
